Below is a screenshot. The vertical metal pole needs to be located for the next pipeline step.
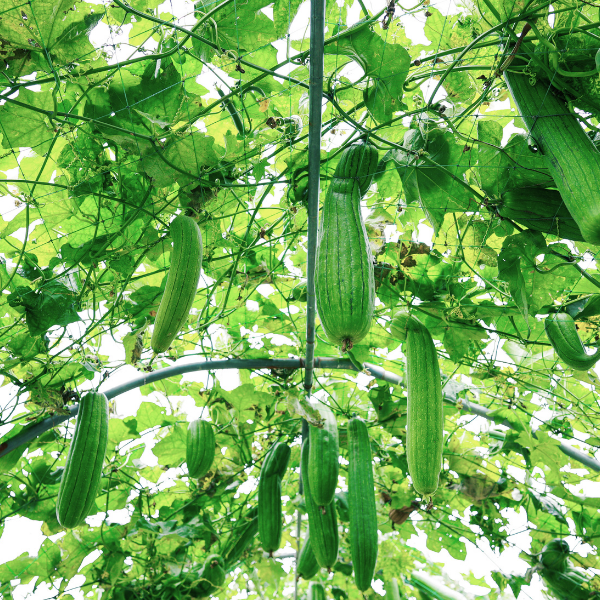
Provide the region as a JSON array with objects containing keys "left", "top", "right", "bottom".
[{"left": 303, "top": 0, "right": 326, "bottom": 394}]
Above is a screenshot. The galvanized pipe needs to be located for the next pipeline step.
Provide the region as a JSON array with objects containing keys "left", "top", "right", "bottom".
[{"left": 303, "top": 0, "right": 326, "bottom": 394}]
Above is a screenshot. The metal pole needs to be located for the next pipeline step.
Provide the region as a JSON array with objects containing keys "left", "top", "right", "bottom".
[
  {"left": 2, "top": 359, "right": 599, "bottom": 472},
  {"left": 303, "top": 0, "right": 326, "bottom": 394}
]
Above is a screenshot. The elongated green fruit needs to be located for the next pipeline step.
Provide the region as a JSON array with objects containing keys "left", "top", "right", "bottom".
[
  {"left": 194, "top": 554, "right": 226, "bottom": 598},
  {"left": 505, "top": 71, "right": 600, "bottom": 245},
  {"left": 540, "top": 539, "right": 570, "bottom": 572},
  {"left": 410, "top": 572, "right": 468, "bottom": 600},
  {"left": 301, "top": 441, "right": 339, "bottom": 569},
  {"left": 308, "top": 581, "right": 326, "bottom": 600},
  {"left": 543, "top": 566, "right": 595, "bottom": 600},
  {"left": 333, "top": 561, "right": 353, "bottom": 576},
  {"left": 308, "top": 404, "right": 339, "bottom": 508},
  {"left": 151, "top": 214, "right": 203, "bottom": 353},
  {"left": 387, "top": 578, "right": 401, "bottom": 600},
  {"left": 347, "top": 418, "right": 378, "bottom": 592},
  {"left": 186, "top": 419, "right": 215, "bottom": 479},
  {"left": 545, "top": 313, "right": 600, "bottom": 370},
  {"left": 258, "top": 442, "right": 291, "bottom": 554},
  {"left": 397, "top": 314, "right": 443, "bottom": 497},
  {"left": 297, "top": 530, "right": 320, "bottom": 580},
  {"left": 222, "top": 506, "right": 258, "bottom": 571},
  {"left": 56, "top": 392, "right": 109, "bottom": 529},
  {"left": 335, "top": 491, "right": 349, "bottom": 522},
  {"left": 290, "top": 281, "right": 308, "bottom": 302},
  {"left": 216, "top": 87, "right": 246, "bottom": 136},
  {"left": 496, "top": 188, "right": 584, "bottom": 241},
  {"left": 316, "top": 141, "right": 379, "bottom": 351}
]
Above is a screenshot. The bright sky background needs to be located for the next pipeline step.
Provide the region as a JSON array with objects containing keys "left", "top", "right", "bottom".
[{"left": 2, "top": 0, "right": 598, "bottom": 597}]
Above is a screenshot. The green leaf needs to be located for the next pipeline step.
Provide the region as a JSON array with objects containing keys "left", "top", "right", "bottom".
[
  {"left": 153, "top": 424, "right": 187, "bottom": 467},
  {"left": 475, "top": 122, "right": 554, "bottom": 197},
  {"left": 325, "top": 27, "right": 410, "bottom": 123},
  {"left": 123, "top": 323, "right": 148, "bottom": 366},
  {"left": 0, "top": 553, "right": 36, "bottom": 585},
  {"left": 498, "top": 230, "right": 545, "bottom": 322},
  {"left": 0, "top": 0, "right": 103, "bottom": 60},
  {"left": 7, "top": 280, "right": 81, "bottom": 336},
  {"left": 0, "top": 90, "right": 54, "bottom": 156},
  {"left": 140, "top": 133, "right": 220, "bottom": 188},
  {"left": 389, "top": 127, "right": 477, "bottom": 233},
  {"left": 5, "top": 331, "right": 48, "bottom": 359}
]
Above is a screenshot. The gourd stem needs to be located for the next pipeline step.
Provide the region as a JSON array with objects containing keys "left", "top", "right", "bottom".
[
  {"left": 303, "top": 0, "right": 326, "bottom": 394},
  {"left": 3, "top": 358, "right": 600, "bottom": 474}
]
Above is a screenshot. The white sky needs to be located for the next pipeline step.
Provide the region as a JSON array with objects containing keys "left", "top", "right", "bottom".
[{"left": 0, "top": 0, "right": 588, "bottom": 597}]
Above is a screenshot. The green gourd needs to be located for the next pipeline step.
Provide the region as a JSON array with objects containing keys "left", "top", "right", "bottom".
[
  {"left": 335, "top": 491, "right": 350, "bottom": 522},
  {"left": 347, "top": 418, "right": 378, "bottom": 592},
  {"left": 297, "top": 530, "right": 320, "bottom": 580},
  {"left": 410, "top": 572, "right": 468, "bottom": 600},
  {"left": 545, "top": 313, "right": 600, "bottom": 370},
  {"left": 504, "top": 71, "right": 600, "bottom": 245},
  {"left": 333, "top": 561, "right": 353, "bottom": 576},
  {"left": 394, "top": 313, "right": 443, "bottom": 497},
  {"left": 301, "top": 441, "right": 339, "bottom": 569},
  {"left": 151, "top": 214, "right": 203, "bottom": 353},
  {"left": 495, "top": 188, "right": 584, "bottom": 241},
  {"left": 543, "top": 566, "right": 596, "bottom": 600},
  {"left": 308, "top": 403, "right": 339, "bottom": 508},
  {"left": 308, "top": 582, "right": 326, "bottom": 600},
  {"left": 290, "top": 281, "right": 308, "bottom": 302},
  {"left": 315, "top": 141, "right": 379, "bottom": 351},
  {"left": 539, "top": 538, "right": 571, "bottom": 572},
  {"left": 258, "top": 442, "right": 291, "bottom": 554},
  {"left": 387, "top": 578, "right": 402, "bottom": 600},
  {"left": 194, "top": 554, "right": 226, "bottom": 598},
  {"left": 187, "top": 419, "right": 215, "bottom": 479},
  {"left": 56, "top": 392, "right": 109, "bottom": 529},
  {"left": 222, "top": 506, "right": 258, "bottom": 571}
]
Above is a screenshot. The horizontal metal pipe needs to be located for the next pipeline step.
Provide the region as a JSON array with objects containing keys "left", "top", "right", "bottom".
[{"left": 1, "top": 358, "right": 598, "bottom": 472}]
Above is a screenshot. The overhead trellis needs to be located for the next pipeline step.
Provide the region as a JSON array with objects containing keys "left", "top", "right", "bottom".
[{"left": 3, "top": 0, "right": 600, "bottom": 597}]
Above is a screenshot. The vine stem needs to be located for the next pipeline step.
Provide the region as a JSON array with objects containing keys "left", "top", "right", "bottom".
[{"left": 1, "top": 358, "right": 599, "bottom": 472}]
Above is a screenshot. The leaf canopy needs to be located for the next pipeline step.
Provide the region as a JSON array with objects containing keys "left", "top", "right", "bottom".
[{"left": 3, "top": 0, "right": 600, "bottom": 598}]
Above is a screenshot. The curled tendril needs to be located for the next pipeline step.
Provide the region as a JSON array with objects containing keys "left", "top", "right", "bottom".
[{"left": 525, "top": 19, "right": 600, "bottom": 78}]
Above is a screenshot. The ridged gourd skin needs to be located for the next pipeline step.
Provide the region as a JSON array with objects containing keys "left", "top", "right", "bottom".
[
  {"left": 56, "top": 392, "right": 109, "bottom": 529},
  {"left": 334, "top": 491, "right": 349, "bottom": 522},
  {"left": 301, "top": 441, "right": 339, "bottom": 569},
  {"left": 397, "top": 314, "right": 444, "bottom": 497},
  {"left": 194, "top": 554, "right": 226, "bottom": 598},
  {"left": 497, "top": 188, "right": 584, "bottom": 241},
  {"left": 347, "top": 418, "right": 378, "bottom": 592},
  {"left": 151, "top": 214, "right": 203, "bottom": 353},
  {"left": 258, "top": 442, "right": 291, "bottom": 554},
  {"left": 297, "top": 531, "right": 320, "bottom": 580},
  {"left": 540, "top": 539, "right": 571, "bottom": 572},
  {"left": 186, "top": 419, "right": 216, "bottom": 479},
  {"left": 334, "top": 141, "right": 379, "bottom": 195},
  {"left": 222, "top": 506, "right": 258, "bottom": 571},
  {"left": 543, "top": 566, "right": 595, "bottom": 600},
  {"left": 504, "top": 71, "right": 600, "bottom": 245},
  {"left": 308, "top": 404, "right": 339, "bottom": 508},
  {"left": 308, "top": 582, "right": 326, "bottom": 600},
  {"left": 545, "top": 313, "right": 600, "bottom": 370},
  {"left": 315, "top": 141, "right": 379, "bottom": 350}
]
